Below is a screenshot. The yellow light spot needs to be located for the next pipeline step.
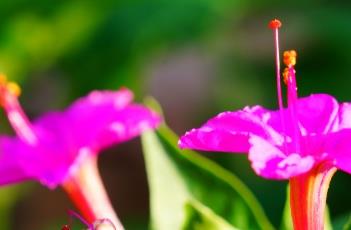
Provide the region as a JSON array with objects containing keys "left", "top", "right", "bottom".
[{"left": 283, "top": 50, "right": 297, "bottom": 67}]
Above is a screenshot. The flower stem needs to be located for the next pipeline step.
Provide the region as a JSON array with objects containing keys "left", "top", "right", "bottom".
[
  {"left": 62, "top": 155, "right": 124, "bottom": 230},
  {"left": 289, "top": 162, "right": 336, "bottom": 230}
]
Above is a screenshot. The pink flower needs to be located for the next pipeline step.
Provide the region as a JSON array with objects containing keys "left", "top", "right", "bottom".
[
  {"left": 179, "top": 19, "right": 350, "bottom": 230},
  {"left": 179, "top": 93, "right": 349, "bottom": 179},
  {"left": 0, "top": 85, "right": 160, "bottom": 188},
  {"left": 0, "top": 77, "right": 160, "bottom": 228}
]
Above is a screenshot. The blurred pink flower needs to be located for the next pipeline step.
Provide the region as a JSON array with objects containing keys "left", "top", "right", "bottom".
[
  {"left": 0, "top": 86, "right": 160, "bottom": 188},
  {"left": 0, "top": 77, "right": 160, "bottom": 228}
]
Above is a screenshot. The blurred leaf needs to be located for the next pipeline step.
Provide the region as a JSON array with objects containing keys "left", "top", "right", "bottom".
[
  {"left": 182, "top": 199, "right": 238, "bottom": 230},
  {"left": 280, "top": 186, "right": 292, "bottom": 230},
  {"left": 333, "top": 212, "right": 351, "bottom": 230},
  {"left": 0, "top": 185, "right": 29, "bottom": 230},
  {"left": 141, "top": 123, "right": 274, "bottom": 230},
  {"left": 281, "top": 185, "right": 332, "bottom": 230}
]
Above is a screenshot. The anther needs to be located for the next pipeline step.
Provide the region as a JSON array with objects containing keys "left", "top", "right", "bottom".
[
  {"left": 0, "top": 73, "right": 22, "bottom": 98},
  {"left": 283, "top": 50, "right": 297, "bottom": 67},
  {"left": 269, "top": 19, "right": 282, "bottom": 29},
  {"left": 7, "top": 82, "right": 21, "bottom": 97}
]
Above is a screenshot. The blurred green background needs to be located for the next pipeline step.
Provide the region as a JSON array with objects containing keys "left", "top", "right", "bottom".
[{"left": 0, "top": 0, "right": 350, "bottom": 229}]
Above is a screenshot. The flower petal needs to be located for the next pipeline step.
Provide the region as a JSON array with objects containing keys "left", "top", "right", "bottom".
[
  {"left": 69, "top": 88, "right": 134, "bottom": 111},
  {"left": 248, "top": 135, "right": 315, "bottom": 179},
  {"left": 0, "top": 137, "right": 31, "bottom": 185},
  {"left": 179, "top": 109, "right": 283, "bottom": 153},
  {"left": 70, "top": 104, "right": 161, "bottom": 151},
  {"left": 2, "top": 88, "right": 161, "bottom": 188},
  {"left": 338, "top": 102, "right": 351, "bottom": 129},
  {"left": 296, "top": 94, "right": 339, "bottom": 134},
  {"left": 251, "top": 94, "right": 339, "bottom": 136},
  {"left": 324, "top": 129, "right": 351, "bottom": 174}
]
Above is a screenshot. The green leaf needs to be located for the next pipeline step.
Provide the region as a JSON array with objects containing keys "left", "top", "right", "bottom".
[
  {"left": 182, "top": 199, "right": 239, "bottom": 230},
  {"left": 141, "top": 124, "right": 274, "bottom": 230}
]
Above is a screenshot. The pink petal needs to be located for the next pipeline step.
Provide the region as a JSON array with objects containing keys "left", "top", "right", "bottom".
[
  {"left": 248, "top": 135, "right": 315, "bottom": 179},
  {"left": 69, "top": 88, "right": 134, "bottom": 111},
  {"left": 179, "top": 109, "right": 283, "bottom": 153},
  {"left": 0, "top": 137, "right": 31, "bottom": 185},
  {"left": 295, "top": 94, "right": 339, "bottom": 134},
  {"left": 325, "top": 129, "right": 351, "bottom": 174},
  {"left": 0, "top": 88, "right": 161, "bottom": 188},
  {"left": 338, "top": 102, "right": 351, "bottom": 129},
  {"left": 70, "top": 104, "right": 161, "bottom": 151},
  {"left": 251, "top": 94, "right": 339, "bottom": 136}
]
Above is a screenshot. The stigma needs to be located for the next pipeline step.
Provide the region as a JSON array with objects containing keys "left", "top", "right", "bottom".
[{"left": 269, "top": 19, "right": 282, "bottom": 29}]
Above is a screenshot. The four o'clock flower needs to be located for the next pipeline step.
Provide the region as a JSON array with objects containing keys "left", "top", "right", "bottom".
[
  {"left": 0, "top": 75, "right": 161, "bottom": 230},
  {"left": 179, "top": 19, "right": 351, "bottom": 230}
]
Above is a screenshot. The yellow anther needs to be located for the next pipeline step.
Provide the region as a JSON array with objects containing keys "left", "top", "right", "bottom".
[
  {"left": 283, "top": 50, "right": 297, "bottom": 67},
  {"left": 7, "top": 82, "right": 21, "bottom": 97},
  {"left": 0, "top": 73, "right": 21, "bottom": 97}
]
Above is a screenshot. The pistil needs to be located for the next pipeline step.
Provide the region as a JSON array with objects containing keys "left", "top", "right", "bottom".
[{"left": 269, "top": 19, "right": 284, "bottom": 111}]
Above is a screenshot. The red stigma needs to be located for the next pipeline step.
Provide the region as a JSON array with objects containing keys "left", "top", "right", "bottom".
[{"left": 269, "top": 19, "right": 282, "bottom": 29}]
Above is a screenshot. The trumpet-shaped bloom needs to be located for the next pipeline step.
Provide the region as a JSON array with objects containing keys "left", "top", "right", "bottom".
[
  {"left": 180, "top": 19, "right": 351, "bottom": 230},
  {"left": 178, "top": 20, "right": 351, "bottom": 181},
  {"left": 179, "top": 93, "right": 351, "bottom": 179},
  {"left": 0, "top": 86, "right": 160, "bottom": 189}
]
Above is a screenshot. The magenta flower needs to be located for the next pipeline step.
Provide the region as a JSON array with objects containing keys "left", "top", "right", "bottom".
[
  {"left": 0, "top": 77, "right": 160, "bottom": 228},
  {"left": 0, "top": 86, "right": 160, "bottom": 188},
  {"left": 179, "top": 93, "right": 349, "bottom": 179},
  {"left": 179, "top": 19, "right": 350, "bottom": 230}
]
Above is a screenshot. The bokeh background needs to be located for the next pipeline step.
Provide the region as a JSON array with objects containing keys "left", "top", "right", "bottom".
[{"left": 0, "top": 0, "right": 350, "bottom": 229}]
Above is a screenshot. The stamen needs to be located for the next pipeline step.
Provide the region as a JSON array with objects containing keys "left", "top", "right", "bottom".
[
  {"left": 0, "top": 73, "right": 37, "bottom": 145},
  {"left": 283, "top": 50, "right": 298, "bottom": 104},
  {"left": 283, "top": 50, "right": 301, "bottom": 152}
]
